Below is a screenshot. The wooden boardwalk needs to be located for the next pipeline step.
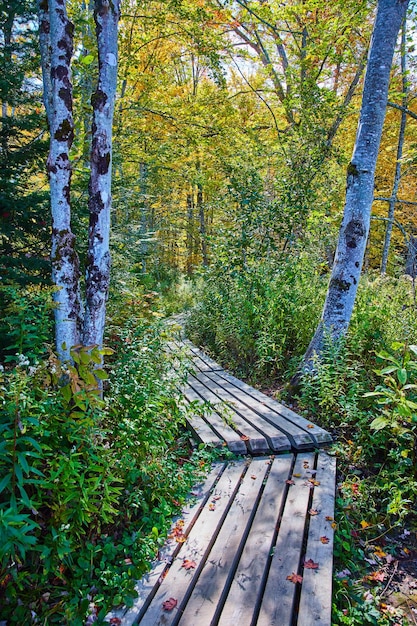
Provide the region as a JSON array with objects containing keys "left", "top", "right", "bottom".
[
  {"left": 106, "top": 341, "right": 336, "bottom": 625},
  {"left": 170, "top": 339, "right": 332, "bottom": 455}
]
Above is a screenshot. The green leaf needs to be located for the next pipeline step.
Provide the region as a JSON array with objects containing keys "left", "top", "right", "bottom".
[
  {"left": 397, "top": 368, "right": 407, "bottom": 385},
  {"left": 61, "top": 383, "right": 72, "bottom": 403},
  {"left": 370, "top": 416, "right": 390, "bottom": 431},
  {"left": 81, "top": 54, "right": 94, "bottom": 65},
  {"left": 0, "top": 474, "right": 12, "bottom": 495},
  {"left": 94, "top": 369, "right": 108, "bottom": 380}
]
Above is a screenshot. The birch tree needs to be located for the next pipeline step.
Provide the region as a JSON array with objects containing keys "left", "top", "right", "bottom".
[
  {"left": 39, "top": 0, "right": 120, "bottom": 361},
  {"left": 297, "top": 0, "right": 410, "bottom": 375}
]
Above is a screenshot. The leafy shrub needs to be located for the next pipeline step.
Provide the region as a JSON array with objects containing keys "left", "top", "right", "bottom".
[{"left": 0, "top": 312, "right": 216, "bottom": 624}]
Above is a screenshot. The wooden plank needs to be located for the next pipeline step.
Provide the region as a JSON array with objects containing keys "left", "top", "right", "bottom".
[
  {"left": 215, "top": 370, "right": 333, "bottom": 445},
  {"left": 185, "top": 413, "right": 224, "bottom": 448},
  {"left": 105, "top": 463, "right": 225, "bottom": 625},
  {"left": 217, "top": 454, "right": 294, "bottom": 625},
  {"left": 181, "top": 339, "right": 225, "bottom": 372},
  {"left": 256, "top": 453, "right": 316, "bottom": 626},
  {"left": 204, "top": 371, "right": 309, "bottom": 450},
  {"left": 170, "top": 339, "right": 214, "bottom": 372},
  {"left": 187, "top": 375, "right": 270, "bottom": 454},
  {"left": 194, "top": 372, "right": 291, "bottom": 452},
  {"left": 139, "top": 461, "right": 248, "bottom": 626},
  {"left": 297, "top": 452, "right": 336, "bottom": 626},
  {"left": 183, "top": 387, "right": 247, "bottom": 454},
  {"left": 179, "top": 457, "right": 271, "bottom": 624}
]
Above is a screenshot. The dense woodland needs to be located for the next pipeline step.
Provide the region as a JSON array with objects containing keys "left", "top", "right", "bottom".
[{"left": 2, "top": 0, "right": 417, "bottom": 623}]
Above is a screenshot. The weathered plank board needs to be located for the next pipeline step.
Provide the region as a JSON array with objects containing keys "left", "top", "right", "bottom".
[
  {"left": 191, "top": 371, "right": 291, "bottom": 452},
  {"left": 105, "top": 463, "right": 225, "bottom": 624},
  {"left": 178, "top": 457, "right": 271, "bottom": 623},
  {"left": 256, "top": 453, "right": 316, "bottom": 626},
  {"left": 214, "top": 369, "right": 332, "bottom": 445},
  {"left": 217, "top": 454, "right": 294, "bottom": 625},
  {"left": 187, "top": 374, "right": 270, "bottom": 454},
  {"left": 203, "top": 370, "right": 311, "bottom": 449},
  {"left": 186, "top": 412, "right": 224, "bottom": 448},
  {"left": 297, "top": 452, "right": 336, "bottom": 626},
  {"left": 139, "top": 461, "right": 248, "bottom": 626},
  {"left": 183, "top": 387, "right": 247, "bottom": 454}
]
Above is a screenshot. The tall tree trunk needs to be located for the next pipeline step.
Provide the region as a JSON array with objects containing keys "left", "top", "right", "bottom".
[
  {"left": 42, "top": 0, "right": 81, "bottom": 361},
  {"left": 197, "top": 183, "right": 208, "bottom": 266},
  {"left": 406, "top": 235, "right": 417, "bottom": 278},
  {"left": 83, "top": 0, "right": 121, "bottom": 348},
  {"left": 296, "top": 0, "right": 409, "bottom": 377},
  {"left": 186, "top": 191, "right": 194, "bottom": 276},
  {"left": 381, "top": 20, "right": 408, "bottom": 274},
  {"left": 139, "top": 161, "right": 149, "bottom": 273}
]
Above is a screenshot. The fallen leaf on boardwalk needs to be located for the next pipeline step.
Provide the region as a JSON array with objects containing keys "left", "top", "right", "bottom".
[
  {"left": 240, "top": 435, "right": 249, "bottom": 441},
  {"left": 366, "top": 570, "right": 385, "bottom": 582},
  {"left": 309, "top": 509, "right": 319, "bottom": 516},
  {"left": 286, "top": 479, "right": 295, "bottom": 485},
  {"left": 162, "top": 598, "right": 178, "bottom": 611},
  {"left": 331, "top": 522, "right": 337, "bottom": 530},
  {"left": 303, "top": 461, "right": 310, "bottom": 468},
  {"left": 307, "top": 424, "right": 315, "bottom": 429},
  {"left": 208, "top": 503, "right": 216, "bottom": 511},
  {"left": 110, "top": 619, "right": 122, "bottom": 625},
  {"left": 325, "top": 516, "right": 334, "bottom": 521},
  {"left": 251, "top": 475, "right": 257, "bottom": 479},
  {"left": 320, "top": 536, "right": 330, "bottom": 544},
  {"left": 304, "top": 559, "right": 319, "bottom": 569},
  {"left": 293, "top": 473, "right": 301, "bottom": 478},
  {"left": 212, "top": 495, "right": 221, "bottom": 501},
  {"left": 373, "top": 547, "right": 387, "bottom": 558},
  {"left": 287, "top": 572, "right": 303, "bottom": 584},
  {"left": 182, "top": 559, "right": 197, "bottom": 570},
  {"left": 308, "top": 478, "right": 320, "bottom": 487}
]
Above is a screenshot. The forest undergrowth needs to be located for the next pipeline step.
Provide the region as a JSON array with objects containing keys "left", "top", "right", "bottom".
[
  {"left": 0, "top": 284, "right": 221, "bottom": 624},
  {"left": 187, "top": 260, "right": 417, "bottom": 626}
]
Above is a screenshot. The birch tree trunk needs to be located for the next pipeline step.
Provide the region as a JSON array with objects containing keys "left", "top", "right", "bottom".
[
  {"left": 83, "top": 0, "right": 121, "bottom": 348},
  {"left": 41, "top": 0, "right": 81, "bottom": 361},
  {"left": 381, "top": 21, "right": 408, "bottom": 275},
  {"left": 297, "top": 0, "right": 409, "bottom": 376}
]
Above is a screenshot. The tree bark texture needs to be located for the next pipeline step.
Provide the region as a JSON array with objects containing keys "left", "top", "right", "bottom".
[
  {"left": 43, "top": 0, "right": 81, "bottom": 361},
  {"left": 381, "top": 21, "right": 408, "bottom": 274},
  {"left": 83, "top": 0, "right": 121, "bottom": 348},
  {"left": 299, "top": 0, "right": 409, "bottom": 372}
]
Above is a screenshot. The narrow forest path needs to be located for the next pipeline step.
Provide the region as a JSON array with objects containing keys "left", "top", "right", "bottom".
[{"left": 106, "top": 337, "right": 336, "bottom": 626}]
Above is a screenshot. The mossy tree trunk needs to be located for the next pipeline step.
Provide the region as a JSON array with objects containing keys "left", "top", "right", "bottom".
[{"left": 296, "top": 0, "right": 410, "bottom": 377}]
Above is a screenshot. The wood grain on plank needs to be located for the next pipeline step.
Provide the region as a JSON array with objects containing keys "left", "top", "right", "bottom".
[
  {"left": 217, "top": 454, "right": 294, "bottom": 626},
  {"left": 256, "top": 453, "right": 316, "bottom": 626},
  {"left": 297, "top": 452, "right": 336, "bottom": 626},
  {"left": 139, "top": 461, "right": 247, "bottom": 626},
  {"left": 194, "top": 371, "right": 291, "bottom": 452},
  {"left": 106, "top": 463, "right": 225, "bottom": 625},
  {"left": 215, "top": 370, "right": 332, "bottom": 445},
  {"left": 187, "top": 374, "right": 270, "bottom": 454},
  {"left": 179, "top": 457, "right": 271, "bottom": 624},
  {"left": 183, "top": 387, "right": 247, "bottom": 454}
]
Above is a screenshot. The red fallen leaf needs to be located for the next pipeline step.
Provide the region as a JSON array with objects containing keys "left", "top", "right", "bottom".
[
  {"left": 240, "top": 435, "right": 249, "bottom": 441},
  {"left": 287, "top": 572, "right": 303, "bottom": 584},
  {"left": 309, "top": 509, "right": 319, "bottom": 516},
  {"left": 320, "top": 536, "right": 330, "bottom": 544},
  {"left": 110, "top": 619, "right": 122, "bottom": 625},
  {"left": 251, "top": 475, "right": 257, "bottom": 480},
  {"left": 307, "top": 424, "right": 315, "bottom": 429},
  {"left": 162, "top": 597, "right": 178, "bottom": 611},
  {"left": 304, "top": 559, "right": 319, "bottom": 569},
  {"left": 286, "top": 479, "right": 295, "bottom": 485},
  {"left": 182, "top": 559, "right": 197, "bottom": 570}
]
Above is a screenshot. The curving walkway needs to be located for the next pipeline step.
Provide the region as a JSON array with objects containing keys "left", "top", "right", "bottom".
[{"left": 106, "top": 341, "right": 336, "bottom": 626}]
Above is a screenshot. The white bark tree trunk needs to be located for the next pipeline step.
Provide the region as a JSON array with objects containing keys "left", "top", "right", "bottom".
[
  {"left": 381, "top": 20, "right": 408, "bottom": 275},
  {"left": 83, "top": 0, "right": 121, "bottom": 348},
  {"left": 42, "top": 0, "right": 81, "bottom": 361},
  {"left": 298, "top": 0, "right": 409, "bottom": 375}
]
